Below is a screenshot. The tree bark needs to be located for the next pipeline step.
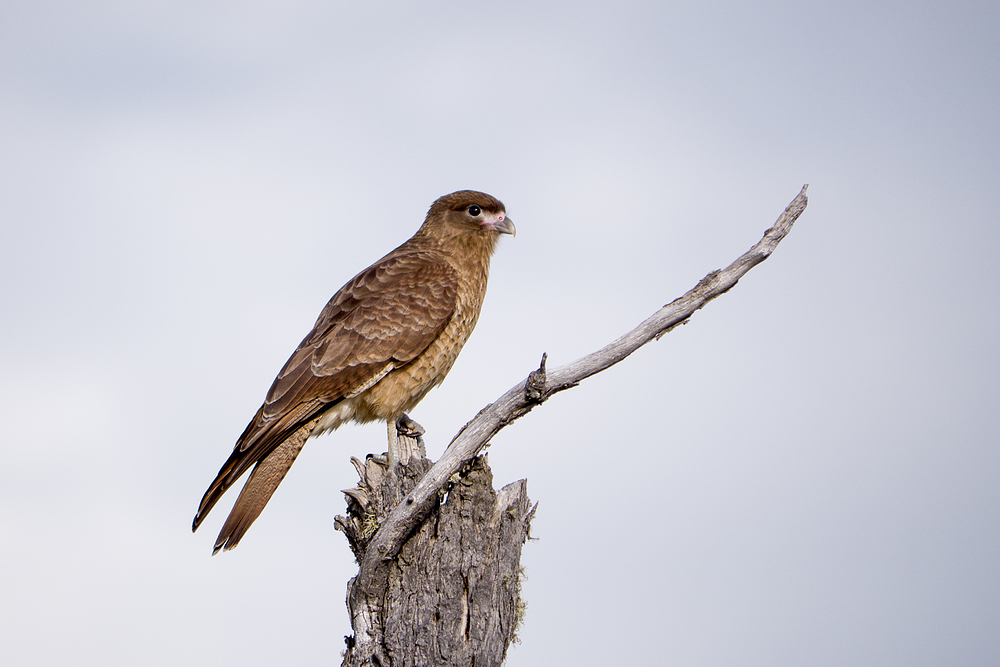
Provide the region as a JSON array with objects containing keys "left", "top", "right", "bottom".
[
  {"left": 335, "top": 186, "right": 809, "bottom": 666},
  {"left": 337, "top": 420, "right": 534, "bottom": 667}
]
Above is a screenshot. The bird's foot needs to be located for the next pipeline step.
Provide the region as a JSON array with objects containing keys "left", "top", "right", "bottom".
[{"left": 393, "top": 413, "right": 426, "bottom": 464}]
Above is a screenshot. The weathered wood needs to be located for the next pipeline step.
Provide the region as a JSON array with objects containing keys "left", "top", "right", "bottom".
[{"left": 337, "top": 422, "right": 534, "bottom": 667}]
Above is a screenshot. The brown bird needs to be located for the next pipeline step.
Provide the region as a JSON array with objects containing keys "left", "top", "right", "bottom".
[{"left": 192, "top": 190, "right": 514, "bottom": 554}]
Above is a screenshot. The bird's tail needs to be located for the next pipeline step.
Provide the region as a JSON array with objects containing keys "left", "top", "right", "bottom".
[
  {"left": 210, "top": 428, "right": 310, "bottom": 554},
  {"left": 191, "top": 417, "right": 315, "bottom": 554}
]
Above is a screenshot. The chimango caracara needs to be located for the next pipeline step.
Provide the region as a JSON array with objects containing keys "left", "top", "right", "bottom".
[{"left": 193, "top": 190, "right": 514, "bottom": 554}]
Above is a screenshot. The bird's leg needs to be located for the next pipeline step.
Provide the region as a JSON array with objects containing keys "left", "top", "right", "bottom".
[{"left": 386, "top": 419, "right": 399, "bottom": 471}]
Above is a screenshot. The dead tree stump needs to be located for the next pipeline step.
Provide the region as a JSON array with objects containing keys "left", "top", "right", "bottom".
[{"left": 336, "top": 419, "right": 535, "bottom": 667}]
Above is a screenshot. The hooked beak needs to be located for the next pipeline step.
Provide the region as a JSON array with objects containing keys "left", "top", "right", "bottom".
[{"left": 492, "top": 216, "right": 516, "bottom": 237}]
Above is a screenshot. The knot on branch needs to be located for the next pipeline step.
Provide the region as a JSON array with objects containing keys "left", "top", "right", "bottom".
[{"left": 524, "top": 353, "right": 548, "bottom": 403}]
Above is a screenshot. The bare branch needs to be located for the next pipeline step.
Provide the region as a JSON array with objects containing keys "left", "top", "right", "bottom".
[{"left": 345, "top": 185, "right": 809, "bottom": 651}]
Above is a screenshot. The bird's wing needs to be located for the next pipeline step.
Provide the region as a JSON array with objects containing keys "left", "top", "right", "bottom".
[{"left": 193, "top": 250, "right": 459, "bottom": 535}]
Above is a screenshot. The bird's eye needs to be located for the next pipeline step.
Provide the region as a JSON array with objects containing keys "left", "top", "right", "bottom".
[{"left": 467, "top": 205, "right": 482, "bottom": 217}]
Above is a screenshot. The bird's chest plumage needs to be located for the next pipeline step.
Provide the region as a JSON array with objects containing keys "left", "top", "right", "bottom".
[{"left": 357, "top": 267, "right": 487, "bottom": 421}]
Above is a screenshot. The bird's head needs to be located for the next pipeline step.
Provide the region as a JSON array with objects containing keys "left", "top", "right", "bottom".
[{"left": 420, "top": 190, "right": 515, "bottom": 250}]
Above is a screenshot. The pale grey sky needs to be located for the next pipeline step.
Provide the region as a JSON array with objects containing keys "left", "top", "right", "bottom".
[{"left": 1, "top": 1, "right": 998, "bottom": 665}]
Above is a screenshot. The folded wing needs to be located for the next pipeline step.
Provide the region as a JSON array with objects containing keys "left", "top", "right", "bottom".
[{"left": 192, "top": 250, "right": 459, "bottom": 550}]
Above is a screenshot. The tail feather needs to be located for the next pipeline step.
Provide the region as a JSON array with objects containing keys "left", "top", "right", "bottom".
[
  {"left": 212, "top": 426, "right": 312, "bottom": 554},
  {"left": 192, "top": 406, "right": 271, "bottom": 533},
  {"left": 192, "top": 402, "right": 330, "bottom": 535}
]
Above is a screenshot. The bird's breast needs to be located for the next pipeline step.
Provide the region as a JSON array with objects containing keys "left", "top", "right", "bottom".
[{"left": 356, "top": 272, "right": 487, "bottom": 422}]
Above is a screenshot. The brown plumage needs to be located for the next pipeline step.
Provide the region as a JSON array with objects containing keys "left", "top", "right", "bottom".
[{"left": 192, "top": 190, "right": 514, "bottom": 554}]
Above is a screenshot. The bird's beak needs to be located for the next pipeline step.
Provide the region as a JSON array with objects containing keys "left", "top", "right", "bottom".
[{"left": 493, "top": 216, "right": 516, "bottom": 237}]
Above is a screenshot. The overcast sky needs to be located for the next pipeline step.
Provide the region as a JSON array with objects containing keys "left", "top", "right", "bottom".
[{"left": 1, "top": 1, "right": 998, "bottom": 665}]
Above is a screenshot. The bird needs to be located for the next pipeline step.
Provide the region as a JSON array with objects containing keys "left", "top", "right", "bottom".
[{"left": 192, "top": 190, "right": 515, "bottom": 554}]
